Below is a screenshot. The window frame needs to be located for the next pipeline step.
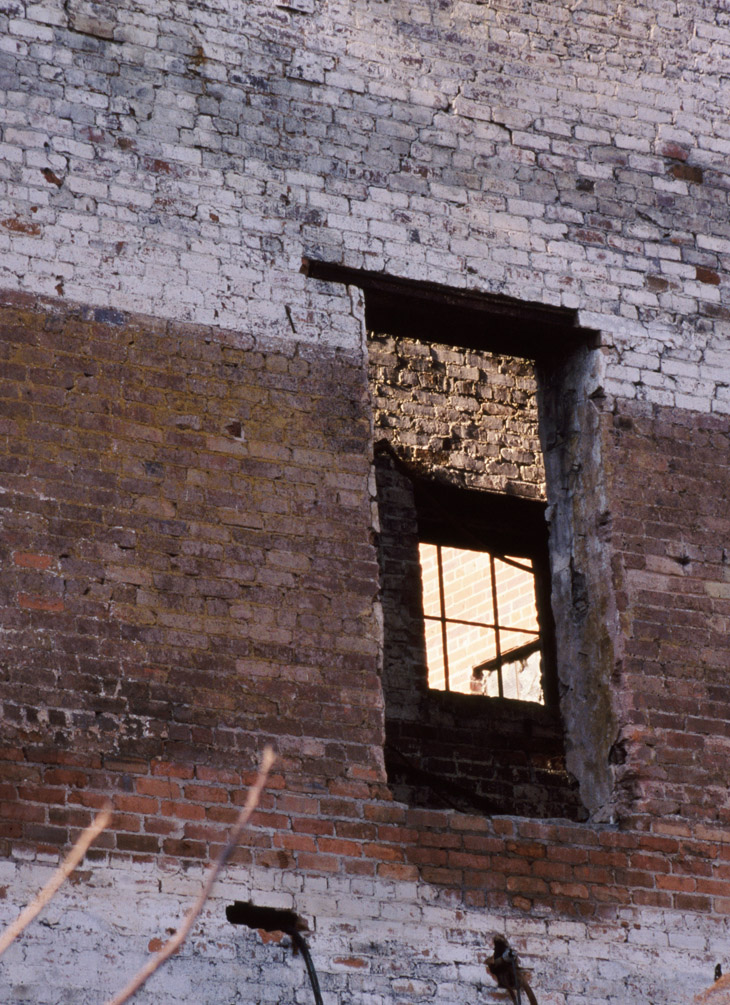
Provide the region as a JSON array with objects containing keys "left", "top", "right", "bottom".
[
  {"left": 408, "top": 469, "right": 559, "bottom": 710},
  {"left": 419, "top": 540, "right": 542, "bottom": 699}
]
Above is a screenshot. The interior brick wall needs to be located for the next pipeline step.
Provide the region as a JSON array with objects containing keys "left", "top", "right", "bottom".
[{"left": 368, "top": 333, "right": 545, "bottom": 499}]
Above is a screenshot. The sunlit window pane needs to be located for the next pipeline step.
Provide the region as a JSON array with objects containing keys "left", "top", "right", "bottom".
[
  {"left": 440, "top": 547, "right": 494, "bottom": 623},
  {"left": 418, "top": 543, "right": 441, "bottom": 618},
  {"left": 493, "top": 557, "right": 539, "bottom": 632},
  {"left": 419, "top": 542, "right": 543, "bottom": 704},
  {"left": 423, "top": 618, "right": 446, "bottom": 690},
  {"left": 445, "top": 622, "right": 497, "bottom": 693}
]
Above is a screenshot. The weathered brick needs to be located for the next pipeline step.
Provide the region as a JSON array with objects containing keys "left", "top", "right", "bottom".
[{"left": 0, "top": 0, "right": 729, "bottom": 1000}]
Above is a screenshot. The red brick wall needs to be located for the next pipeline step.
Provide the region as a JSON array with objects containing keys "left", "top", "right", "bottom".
[
  {"left": 607, "top": 398, "right": 730, "bottom": 831},
  {"left": 0, "top": 293, "right": 384, "bottom": 863},
  {"left": 2, "top": 294, "right": 730, "bottom": 927}
]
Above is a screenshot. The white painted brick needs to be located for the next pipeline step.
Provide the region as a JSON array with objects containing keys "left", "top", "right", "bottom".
[
  {"left": 697, "top": 234, "right": 730, "bottom": 254},
  {"left": 4, "top": 127, "right": 48, "bottom": 148},
  {"left": 66, "top": 175, "right": 108, "bottom": 199},
  {"left": 0, "top": 35, "right": 26, "bottom": 56},
  {"left": 0, "top": 143, "right": 24, "bottom": 164},
  {"left": 8, "top": 18, "right": 54, "bottom": 40},
  {"left": 0, "top": 2, "right": 726, "bottom": 402},
  {"left": 26, "top": 3, "right": 69, "bottom": 26},
  {"left": 675, "top": 392, "right": 713, "bottom": 411}
]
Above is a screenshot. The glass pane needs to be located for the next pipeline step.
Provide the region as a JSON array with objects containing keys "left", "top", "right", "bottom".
[
  {"left": 499, "top": 627, "right": 540, "bottom": 656},
  {"left": 420, "top": 544, "right": 545, "bottom": 703},
  {"left": 424, "top": 618, "right": 446, "bottom": 690},
  {"left": 445, "top": 622, "right": 497, "bottom": 694},
  {"left": 418, "top": 543, "right": 441, "bottom": 618},
  {"left": 493, "top": 556, "right": 539, "bottom": 632},
  {"left": 440, "top": 546, "right": 494, "bottom": 624}
]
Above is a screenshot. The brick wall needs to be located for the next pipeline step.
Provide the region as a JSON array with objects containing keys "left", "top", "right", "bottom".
[
  {"left": 1, "top": 298, "right": 730, "bottom": 1002},
  {"left": 1, "top": 0, "right": 729, "bottom": 412},
  {"left": 2, "top": 0, "right": 730, "bottom": 1000},
  {"left": 607, "top": 398, "right": 730, "bottom": 831},
  {"left": 368, "top": 334, "right": 545, "bottom": 499},
  {"left": 0, "top": 293, "right": 384, "bottom": 864}
]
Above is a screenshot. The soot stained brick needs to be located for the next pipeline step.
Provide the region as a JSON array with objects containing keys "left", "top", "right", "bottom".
[{"left": 0, "top": 298, "right": 382, "bottom": 824}]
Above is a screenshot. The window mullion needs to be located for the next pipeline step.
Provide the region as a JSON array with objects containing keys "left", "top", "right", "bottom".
[
  {"left": 489, "top": 553, "right": 503, "bottom": 698},
  {"left": 436, "top": 545, "right": 450, "bottom": 692}
]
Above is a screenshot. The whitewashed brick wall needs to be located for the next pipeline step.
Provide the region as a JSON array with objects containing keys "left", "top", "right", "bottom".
[
  {"left": 0, "top": 858, "right": 724, "bottom": 1004},
  {"left": 1, "top": 0, "right": 729, "bottom": 408}
]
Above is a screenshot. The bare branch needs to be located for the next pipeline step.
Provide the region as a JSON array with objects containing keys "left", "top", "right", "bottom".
[
  {"left": 0, "top": 804, "right": 112, "bottom": 959},
  {"left": 104, "top": 745, "right": 276, "bottom": 1005}
]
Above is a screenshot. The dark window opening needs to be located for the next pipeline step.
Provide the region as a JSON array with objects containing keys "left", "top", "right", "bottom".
[
  {"left": 372, "top": 442, "right": 582, "bottom": 820},
  {"left": 302, "top": 258, "right": 598, "bottom": 820},
  {"left": 370, "top": 352, "right": 584, "bottom": 818}
]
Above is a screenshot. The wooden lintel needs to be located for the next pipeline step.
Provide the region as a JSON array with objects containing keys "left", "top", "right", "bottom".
[{"left": 301, "top": 257, "right": 599, "bottom": 359}]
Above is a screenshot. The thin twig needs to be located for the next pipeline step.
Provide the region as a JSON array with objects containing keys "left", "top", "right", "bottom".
[
  {"left": 0, "top": 804, "right": 112, "bottom": 959},
  {"left": 104, "top": 746, "right": 276, "bottom": 1005}
]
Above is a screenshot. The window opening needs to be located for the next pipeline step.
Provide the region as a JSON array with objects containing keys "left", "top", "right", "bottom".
[
  {"left": 301, "top": 259, "right": 597, "bottom": 818},
  {"left": 419, "top": 542, "right": 543, "bottom": 702},
  {"left": 374, "top": 438, "right": 557, "bottom": 710}
]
